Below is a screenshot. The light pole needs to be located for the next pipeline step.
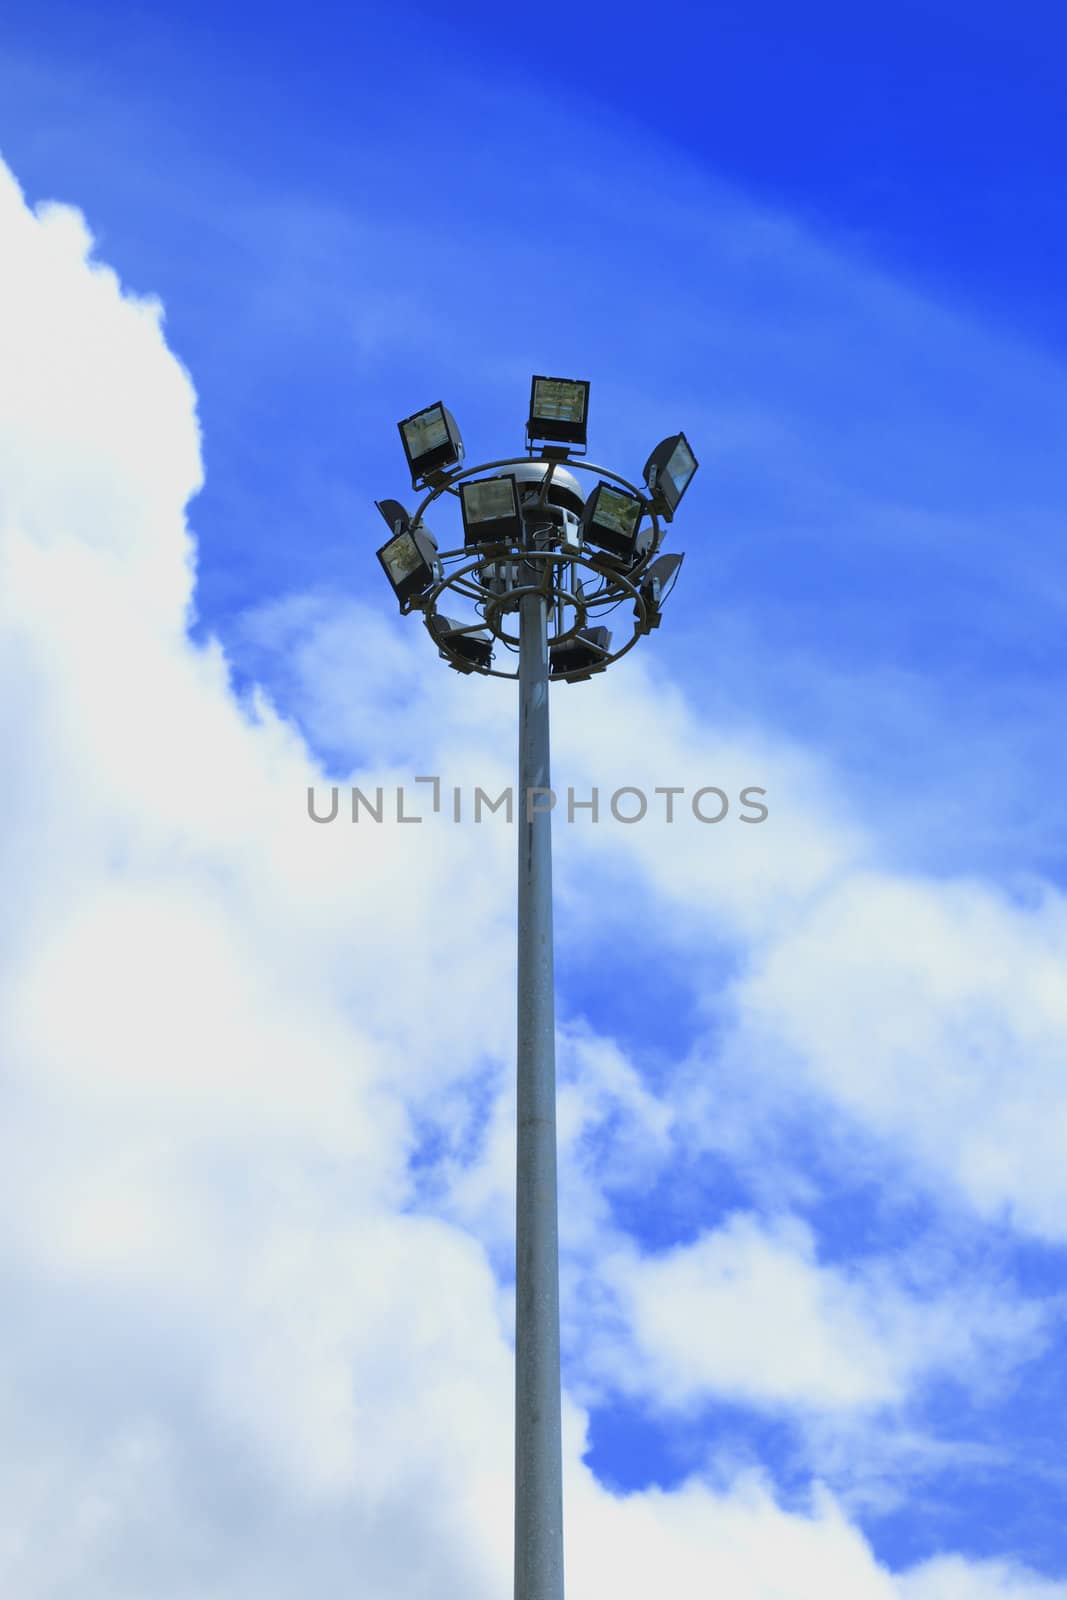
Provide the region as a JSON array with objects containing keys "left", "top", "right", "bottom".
[
  {"left": 376, "top": 379, "right": 697, "bottom": 1600},
  {"left": 515, "top": 580, "right": 564, "bottom": 1600}
]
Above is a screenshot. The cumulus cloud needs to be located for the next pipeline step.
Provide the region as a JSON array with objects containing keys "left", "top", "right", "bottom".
[
  {"left": 219, "top": 450, "right": 1067, "bottom": 1585},
  {"left": 898, "top": 1556, "right": 1067, "bottom": 1600},
  {"left": 0, "top": 155, "right": 514, "bottom": 1597},
  {"left": 2, "top": 148, "right": 1063, "bottom": 1600},
  {"left": 565, "top": 1469, "right": 903, "bottom": 1600},
  {"left": 590, "top": 1212, "right": 1044, "bottom": 1413},
  {"left": 732, "top": 871, "right": 1067, "bottom": 1240}
]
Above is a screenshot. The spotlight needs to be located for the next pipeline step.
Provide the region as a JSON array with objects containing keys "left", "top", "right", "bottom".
[
  {"left": 428, "top": 614, "right": 494, "bottom": 673},
  {"left": 397, "top": 401, "right": 464, "bottom": 488},
  {"left": 527, "top": 375, "right": 590, "bottom": 451},
  {"left": 634, "top": 552, "right": 684, "bottom": 633},
  {"left": 581, "top": 481, "right": 646, "bottom": 561},
  {"left": 460, "top": 475, "right": 523, "bottom": 547},
  {"left": 642, "top": 432, "right": 698, "bottom": 521},
  {"left": 376, "top": 518, "right": 440, "bottom": 609},
  {"left": 550, "top": 626, "right": 612, "bottom": 681},
  {"left": 375, "top": 498, "right": 423, "bottom": 538}
]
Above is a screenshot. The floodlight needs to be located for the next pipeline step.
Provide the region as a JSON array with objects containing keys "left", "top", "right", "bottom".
[
  {"left": 461, "top": 475, "right": 523, "bottom": 546},
  {"left": 397, "top": 401, "right": 464, "bottom": 487},
  {"left": 550, "top": 626, "right": 612, "bottom": 680},
  {"left": 375, "top": 498, "right": 412, "bottom": 537},
  {"left": 581, "top": 481, "right": 646, "bottom": 561},
  {"left": 376, "top": 522, "right": 439, "bottom": 609},
  {"left": 527, "top": 375, "right": 590, "bottom": 449},
  {"left": 635, "top": 552, "right": 684, "bottom": 633},
  {"left": 642, "top": 432, "right": 698, "bottom": 520},
  {"left": 428, "top": 614, "right": 493, "bottom": 673},
  {"left": 589, "top": 519, "right": 654, "bottom": 576}
]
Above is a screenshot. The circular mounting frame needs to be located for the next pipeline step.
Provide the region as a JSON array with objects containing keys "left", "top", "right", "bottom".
[{"left": 403, "top": 454, "right": 669, "bottom": 683}]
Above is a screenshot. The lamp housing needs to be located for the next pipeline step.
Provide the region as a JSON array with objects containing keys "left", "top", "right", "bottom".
[
  {"left": 581, "top": 481, "right": 646, "bottom": 561},
  {"left": 398, "top": 402, "right": 464, "bottom": 488},
  {"left": 376, "top": 522, "right": 439, "bottom": 608},
  {"left": 527, "top": 375, "right": 590, "bottom": 449},
  {"left": 461, "top": 475, "right": 524, "bottom": 547},
  {"left": 635, "top": 552, "right": 685, "bottom": 633},
  {"left": 592, "top": 519, "right": 654, "bottom": 575},
  {"left": 374, "top": 498, "right": 413, "bottom": 538},
  {"left": 550, "top": 625, "right": 612, "bottom": 681},
  {"left": 642, "top": 432, "right": 698, "bottom": 521},
  {"left": 428, "top": 614, "right": 493, "bottom": 673}
]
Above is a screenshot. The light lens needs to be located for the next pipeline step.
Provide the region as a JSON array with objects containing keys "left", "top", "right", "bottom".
[
  {"left": 382, "top": 531, "right": 423, "bottom": 583},
  {"left": 464, "top": 478, "right": 517, "bottom": 522},
  {"left": 532, "top": 377, "right": 587, "bottom": 426},
  {"left": 665, "top": 436, "right": 697, "bottom": 496},
  {"left": 592, "top": 486, "right": 641, "bottom": 539},
  {"left": 402, "top": 406, "right": 449, "bottom": 460}
]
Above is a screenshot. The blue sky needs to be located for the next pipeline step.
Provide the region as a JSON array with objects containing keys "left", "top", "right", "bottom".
[{"left": 2, "top": 3, "right": 1067, "bottom": 1596}]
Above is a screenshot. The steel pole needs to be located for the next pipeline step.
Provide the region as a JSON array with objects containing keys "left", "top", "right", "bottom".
[{"left": 514, "top": 587, "right": 564, "bottom": 1600}]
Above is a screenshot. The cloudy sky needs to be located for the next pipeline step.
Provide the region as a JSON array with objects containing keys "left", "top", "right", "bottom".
[{"left": 2, "top": 2, "right": 1067, "bottom": 1595}]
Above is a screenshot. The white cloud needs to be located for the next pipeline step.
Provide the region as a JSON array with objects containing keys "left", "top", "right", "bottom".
[
  {"left": 588, "top": 1212, "right": 1044, "bottom": 1414},
  {"left": 0, "top": 164, "right": 199, "bottom": 620},
  {"left": 898, "top": 1555, "right": 1067, "bottom": 1600},
  {"left": 566, "top": 1469, "right": 903, "bottom": 1600},
  {"left": 733, "top": 871, "right": 1067, "bottom": 1239},
  {"left": 214, "top": 364, "right": 1067, "bottom": 1570},
  {"left": 0, "top": 154, "right": 516, "bottom": 1596},
  {"left": 1, "top": 148, "right": 1064, "bottom": 1600}
]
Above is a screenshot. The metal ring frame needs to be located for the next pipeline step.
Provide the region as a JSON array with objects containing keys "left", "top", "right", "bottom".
[{"left": 402, "top": 455, "right": 667, "bottom": 682}]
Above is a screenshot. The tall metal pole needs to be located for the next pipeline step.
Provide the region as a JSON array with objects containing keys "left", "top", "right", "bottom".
[{"left": 514, "top": 586, "right": 564, "bottom": 1600}]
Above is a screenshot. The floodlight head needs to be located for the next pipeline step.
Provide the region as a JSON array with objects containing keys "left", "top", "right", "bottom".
[
  {"left": 581, "top": 481, "right": 646, "bottom": 561},
  {"left": 527, "top": 375, "right": 590, "bottom": 451},
  {"left": 460, "top": 475, "right": 523, "bottom": 547},
  {"left": 635, "top": 552, "right": 685, "bottom": 633},
  {"left": 643, "top": 552, "right": 685, "bottom": 594},
  {"left": 397, "top": 401, "right": 464, "bottom": 488},
  {"left": 428, "top": 614, "right": 493, "bottom": 673},
  {"left": 642, "top": 432, "right": 698, "bottom": 521},
  {"left": 591, "top": 518, "right": 654, "bottom": 575},
  {"left": 550, "top": 625, "right": 612, "bottom": 681},
  {"left": 376, "top": 521, "right": 439, "bottom": 610},
  {"left": 375, "top": 498, "right": 411, "bottom": 537}
]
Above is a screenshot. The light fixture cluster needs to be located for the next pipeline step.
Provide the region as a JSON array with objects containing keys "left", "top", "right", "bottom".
[{"left": 374, "top": 378, "right": 698, "bottom": 679}]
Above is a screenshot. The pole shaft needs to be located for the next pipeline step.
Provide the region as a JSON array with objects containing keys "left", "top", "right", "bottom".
[{"left": 514, "top": 589, "right": 564, "bottom": 1600}]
